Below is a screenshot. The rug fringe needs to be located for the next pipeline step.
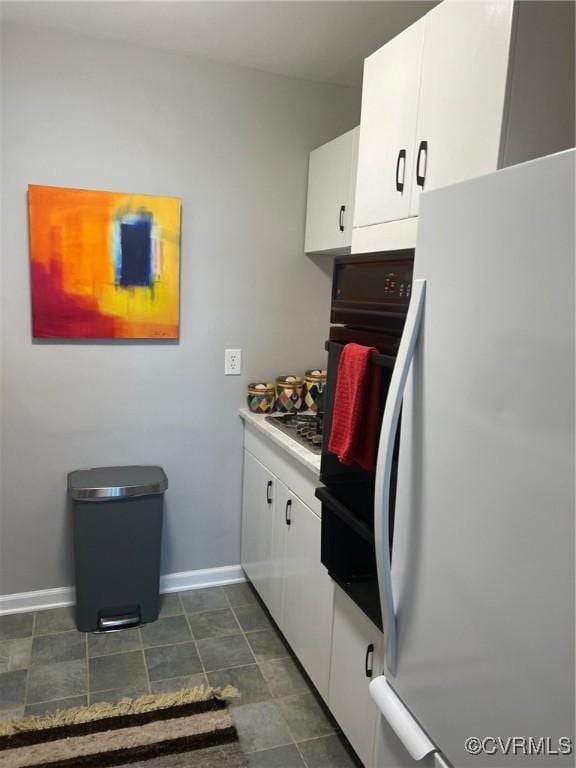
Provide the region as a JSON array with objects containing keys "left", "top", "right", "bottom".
[{"left": 0, "top": 685, "right": 239, "bottom": 737}]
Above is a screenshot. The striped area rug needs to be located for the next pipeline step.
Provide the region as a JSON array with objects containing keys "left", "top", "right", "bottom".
[{"left": 0, "top": 687, "right": 247, "bottom": 768}]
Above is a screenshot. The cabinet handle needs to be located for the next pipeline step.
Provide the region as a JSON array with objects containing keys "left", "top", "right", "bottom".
[
  {"left": 285, "top": 498, "right": 292, "bottom": 526},
  {"left": 266, "top": 481, "right": 272, "bottom": 505},
  {"left": 338, "top": 205, "right": 346, "bottom": 232},
  {"left": 365, "top": 643, "right": 375, "bottom": 678},
  {"left": 416, "top": 140, "right": 428, "bottom": 188},
  {"left": 395, "top": 149, "right": 406, "bottom": 193}
]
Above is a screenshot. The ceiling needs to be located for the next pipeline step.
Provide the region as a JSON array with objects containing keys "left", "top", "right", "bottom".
[{"left": 0, "top": 1, "right": 436, "bottom": 87}]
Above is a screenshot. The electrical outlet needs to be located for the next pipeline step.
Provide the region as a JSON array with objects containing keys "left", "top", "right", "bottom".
[{"left": 225, "top": 348, "right": 242, "bottom": 375}]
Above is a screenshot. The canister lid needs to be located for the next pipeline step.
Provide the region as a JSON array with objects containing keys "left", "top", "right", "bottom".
[
  {"left": 305, "top": 369, "right": 327, "bottom": 382},
  {"left": 247, "top": 382, "right": 275, "bottom": 394},
  {"left": 68, "top": 465, "right": 168, "bottom": 501},
  {"left": 275, "top": 375, "right": 303, "bottom": 387}
]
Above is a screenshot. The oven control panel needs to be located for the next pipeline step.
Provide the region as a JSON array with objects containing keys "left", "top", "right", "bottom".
[
  {"left": 382, "top": 272, "right": 412, "bottom": 300},
  {"left": 331, "top": 251, "right": 414, "bottom": 331},
  {"left": 332, "top": 255, "right": 414, "bottom": 308}
]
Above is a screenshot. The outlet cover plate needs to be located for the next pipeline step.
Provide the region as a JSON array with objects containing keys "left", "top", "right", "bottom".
[{"left": 225, "top": 348, "right": 242, "bottom": 375}]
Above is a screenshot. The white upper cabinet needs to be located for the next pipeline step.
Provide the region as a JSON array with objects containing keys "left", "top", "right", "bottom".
[
  {"left": 352, "top": 0, "right": 575, "bottom": 252},
  {"left": 409, "top": 0, "right": 514, "bottom": 215},
  {"left": 354, "top": 19, "right": 425, "bottom": 228},
  {"left": 304, "top": 127, "right": 359, "bottom": 255}
]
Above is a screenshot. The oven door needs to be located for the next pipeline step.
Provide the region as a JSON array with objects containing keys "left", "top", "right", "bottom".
[
  {"left": 317, "top": 448, "right": 399, "bottom": 630},
  {"left": 317, "top": 484, "right": 382, "bottom": 629}
]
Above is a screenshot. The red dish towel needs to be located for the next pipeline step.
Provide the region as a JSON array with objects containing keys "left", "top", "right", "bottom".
[{"left": 328, "top": 343, "right": 382, "bottom": 471}]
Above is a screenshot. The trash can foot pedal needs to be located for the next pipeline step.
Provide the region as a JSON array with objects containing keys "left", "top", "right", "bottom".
[{"left": 98, "top": 613, "right": 141, "bottom": 632}]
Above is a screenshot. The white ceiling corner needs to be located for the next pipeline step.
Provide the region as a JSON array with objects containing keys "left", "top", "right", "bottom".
[{"left": 0, "top": 0, "right": 437, "bottom": 87}]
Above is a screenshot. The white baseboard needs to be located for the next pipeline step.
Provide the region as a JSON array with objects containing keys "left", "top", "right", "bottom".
[
  {"left": 0, "top": 587, "right": 75, "bottom": 616},
  {"left": 160, "top": 565, "right": 245, "bottom": 594},
  {"left": 0, "top": 564, "right": 245, "bottom": 616}
]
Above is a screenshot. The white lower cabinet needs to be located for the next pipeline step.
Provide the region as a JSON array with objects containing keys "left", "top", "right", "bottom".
[
  {"left": 266, "top": 476, "right": 288, "bottom": 627},
  {"left": 282, "top": 493, "right": 333, "bottom": 697},
  {"left": 329, "top": 586, "right": 431, "bottom": 768},
  {"left": 240, "top": 451, "right": 275, "bottom": 606},
  {"left": 240, "top": 445, "right": 333, "bottom": 701},
  {"left": 241, "top": 432, "right": 401, "bottom": 766},
  {"left": 329, "top": 587, "right": 384, "bottom": 768}
]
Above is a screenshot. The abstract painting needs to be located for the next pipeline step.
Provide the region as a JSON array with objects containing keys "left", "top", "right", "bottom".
[{"left": 28, "top": 185, "right": 181, "bottom": 339}]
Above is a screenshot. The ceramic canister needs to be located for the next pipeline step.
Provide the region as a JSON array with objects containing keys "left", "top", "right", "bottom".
[
  {"left": 303, "top": 369, "right": 327, "bottom": 413},
  {"left": 247, "top": 383, "right": 276, "bottom": 414},
  {"left": 275, "top": 375, "right": 304, "bottom": 413}
]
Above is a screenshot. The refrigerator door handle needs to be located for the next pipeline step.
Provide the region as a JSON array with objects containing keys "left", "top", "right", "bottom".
[
  {"left": 374, "top": 278, "right": 426, "bottom": 675},
  {"left": 370, "top": 676, "right": 435, "bottom": 761}
]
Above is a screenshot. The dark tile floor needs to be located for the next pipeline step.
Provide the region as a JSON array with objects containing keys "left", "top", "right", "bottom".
[{"left": 0, "top": 583, "right": 361, "bottom": 768}]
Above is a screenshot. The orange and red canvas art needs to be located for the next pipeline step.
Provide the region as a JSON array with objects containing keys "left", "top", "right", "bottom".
[{"left": 28, "top": 185, "right": 181, "bottom": 339}]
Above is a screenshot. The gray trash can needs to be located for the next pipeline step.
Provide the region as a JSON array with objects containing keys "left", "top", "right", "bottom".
[{"left": 68, "top": 465, "right": 168, "bottom": 633}]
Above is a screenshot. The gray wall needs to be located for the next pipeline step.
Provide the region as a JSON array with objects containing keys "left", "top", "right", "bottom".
[{"left": 0, "top": 23, "right": 360, "bottom": 595}]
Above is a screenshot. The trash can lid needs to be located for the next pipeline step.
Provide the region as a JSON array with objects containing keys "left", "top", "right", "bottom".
[{"left": 68, "top": 466, "right": 168, "bottom": 501}]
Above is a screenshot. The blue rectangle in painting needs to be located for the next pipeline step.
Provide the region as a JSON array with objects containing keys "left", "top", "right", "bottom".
[{"left": 120, "top": 215, "right": 152, "bottom": 287}]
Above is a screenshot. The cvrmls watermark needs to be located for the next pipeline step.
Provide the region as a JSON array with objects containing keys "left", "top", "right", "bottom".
[{"left": 465, "top": 737, "right": 573, "bottom": 757}]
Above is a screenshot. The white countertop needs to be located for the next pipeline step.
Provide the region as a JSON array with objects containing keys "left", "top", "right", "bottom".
[{"left": 239, "top": 408, "right": 321, "bottom": 477}]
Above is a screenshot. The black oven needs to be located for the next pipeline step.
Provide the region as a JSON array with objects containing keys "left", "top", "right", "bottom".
[{"left": 316, "top": 250, "right": 414, "bottom": 629}]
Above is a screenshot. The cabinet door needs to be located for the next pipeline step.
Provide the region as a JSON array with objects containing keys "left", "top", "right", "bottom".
[
  {"left": 282, "top": 495, "right": 334, "bottom": 699},
  {"left": 354, "top": 19, "right": 424, "bottom": 229},
  {"left": 329, "top": 587, "right": 383, "bottom": 768},
  {"left": 305, "top": 127, "right": 359, "bottom": 254},
  {"left": 267, "top": 477, "right": 288, "bottom": 626},
  {"left": 410, "top": 0, "right": 514, "bottom": 214},
  {"left": 240, "top": 451, "right": 275, "bottom": 606}
]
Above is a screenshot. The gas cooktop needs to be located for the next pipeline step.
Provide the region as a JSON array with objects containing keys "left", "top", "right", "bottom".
[{"left": 265, "top": 412, "right": 324, "bottom": 454}]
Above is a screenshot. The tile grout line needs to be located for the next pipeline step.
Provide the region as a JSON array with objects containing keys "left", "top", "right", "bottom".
[
  {"left": 228, "top": 595, "right": 282, "bottom": 701},
  {"left": 294, "top": 739, "right": 314, "bottom": 768},
  {"left": 228, "top": 587, "right": 341, "bottom": 760},
  {"left": 181, "top": 586, "right": 259, "bottom": 680},
  {"left": 21, "top": 612, "right": 36, "bottom": 712},
  {"left": 222, "top": 588, "right": 259, "bottom": 666},
  {"left": 84, "top": 625, "right": 89, "bottom": 707},
  {"left": 138, "top": 628, "right": 153, "bottom": 697},
  {"left": 219, "top": 586, "right": 299, "bottom": 755},
  {"left": 220, "top": 586, "right": 302, "bottom": 753},
  {"left": 174, "top": 591, "right": 185, "bottom": 620},
  {"left": 181, "top": 597, "right": 208, "bottom": 686},
  {"left": 222, "top": 587, "right": 278, "bottom": 704},
  {"left": 246, "top": 735, "right": 337, "bottom": 767}
]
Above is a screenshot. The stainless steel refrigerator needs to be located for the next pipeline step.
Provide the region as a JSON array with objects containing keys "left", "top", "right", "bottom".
[{"left": 371, "top": 149, "right": 575, "bottom": 767}]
